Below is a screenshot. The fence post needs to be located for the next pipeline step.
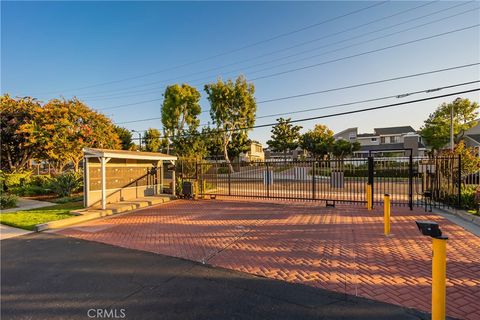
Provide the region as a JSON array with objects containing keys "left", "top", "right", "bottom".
[
  {"left": 409, "top": 154, "right": 413, "bottom": 211},
  {"left": 266, "top": 162, "right": 270, "bottom": 198},
  {"left": 368, "top": 156, "right": 374, "bottom": 208},
  {"left": 312, "top": 160, "right": 316, "bottom": 200},
  {"left": 228, "top": 165, "right": 231, "bottom": 196},
  {"left": 458, "top": 154, "right": 462, "bottom": 209}
]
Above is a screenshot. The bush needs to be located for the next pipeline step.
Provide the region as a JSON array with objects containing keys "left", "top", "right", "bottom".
[
  {"left": 1, "top": 171, "right": 32, "bottom": 190},
  {"left": 49, "top": 172, "right": 83, "bottom": 197},
  {"left": 175, "top": 176, "right": 183, "bottom": 195},
  {"left": 29, "top": 175, "right": 52, "bottom": 188},
  {"left": 460, "top": 185, "right": 477, "bottom": 211},
  {"left": 0, "top": 193, "right": 18, "bottom": 209},
  {"left": 9, "top": 184, "right": 50, "bottom": 197}
]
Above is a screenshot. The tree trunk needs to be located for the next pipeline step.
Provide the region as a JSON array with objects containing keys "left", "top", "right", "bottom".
[
  {"left": 73, "top": 160, "right": 80, "bottom": 173},
  {"left": 223, "top": 143, "right": 234, "bottom": 174}
]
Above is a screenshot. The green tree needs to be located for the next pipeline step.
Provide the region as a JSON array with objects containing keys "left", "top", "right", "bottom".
[
  {"left": 441, "top": 140, "right": 480, "bottom": 177},
  {"left": 114, "top": 126, "right": 135, "bottom": 150},
  {"left": 201, "top": 127, "right": 250, "bottom": 160},
  {"left": 173, "top": 127, "right": 207, "bottom": 159},
  {"left": 204, "top": 75, "right": 256, "bottom": 172},
  {"left": 201, "top": 127, "right": 223, "bottom": 159},
  {"left": 227, "top": 132, "right": 251, "bottom": 161},
  {"left": 300, "top": 124, "right": 335, "bottom": 159},
  {"left": 332, "top": 140, "right": 361, "bottom": 159},
  {"left": 161, "top": 84, "right": 201, "bottom": 154},
  {"left": 23, "top": 98, "right": 120, "bottom": 172},
  {"left": 421, "top": 98, "right": 479, "bottom": 151},
  {"left": 143, "top": 128, "right": 162, "bottom": 152},
  {"left": 0, "top": 95, "right": 41, "bottom": 172},
  {"left": 266, "top": 118, "right": 302, "bottom": 163}
]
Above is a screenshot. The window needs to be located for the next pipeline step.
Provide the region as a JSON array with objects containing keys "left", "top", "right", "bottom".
[
  {"left": 380, "top": 137, "right": 386, "bottom": 144},
  {"left": 390, "top": 136, "right": 399, "bottom": 143},
  {"left": 371, "top": 138, "right": 377, "bottom": 142}
]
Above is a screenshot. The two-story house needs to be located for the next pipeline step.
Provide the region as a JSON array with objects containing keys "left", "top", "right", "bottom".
[
  {"left": 463, "top": 120, "right": 480, "bottom": 156},
  {"left": 239, "top": 141, "right": 265, "bottom": 162},
  {"left": 334, "top": 126, "right": 426, "bottom": 157}
]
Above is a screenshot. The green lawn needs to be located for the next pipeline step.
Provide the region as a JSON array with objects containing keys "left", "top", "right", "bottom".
[{"left": 0, "top": 201, "right": 83, "bottom": 230}]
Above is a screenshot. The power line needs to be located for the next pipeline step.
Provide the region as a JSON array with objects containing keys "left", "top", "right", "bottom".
[
  {"left": 250, "top": 24, "right": 480, "bottom": 81},
  {"left": 129, "top": 88, "right": 480, "bottom": 141},
  {"left": 256, "top": 63, "right": 480, "bottom": 104},
  {"left": 86, "top": 2, "right": 474, "bottom": 102},
  {"left": 35, "top": 1, "right": 388, "bottom": 96},
  {"left": 71, "top": 0, "right": 449, "bottom": 99},
  {"left": 107, "top": 63, "right": 479, "bottom": 116},
  {"left": 255, "top": 80, "right": 479, "bottom": 120},
  {"left": 116, "top": 81, "right": 479, "bottom": 127},
  {"left": 89, "top": 21, "right": 479, "bottom": 103}
]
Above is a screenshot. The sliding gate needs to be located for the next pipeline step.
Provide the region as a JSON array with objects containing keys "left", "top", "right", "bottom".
[{"left": 181, "top": 156, "right": 462, "bottom": 210}]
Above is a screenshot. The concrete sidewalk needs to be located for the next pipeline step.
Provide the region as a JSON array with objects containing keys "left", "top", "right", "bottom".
[
  {"left": 1, "top": 233, "right": 428, "bottom": 320},
  {"left": 0, "top": 224, "right": 33, "bottom": 240},
  {"left": 1, "top": 198, "right": 55, "bottom": 213}
]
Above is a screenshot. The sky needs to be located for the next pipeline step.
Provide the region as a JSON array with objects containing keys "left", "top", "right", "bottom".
[{"left": 2, "top": 1, "right": 480, "bottom": 145}]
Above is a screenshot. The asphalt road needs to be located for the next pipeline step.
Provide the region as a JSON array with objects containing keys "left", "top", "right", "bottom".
[{"left": 1, "top": 233, "right": 430, "bottom": 320}]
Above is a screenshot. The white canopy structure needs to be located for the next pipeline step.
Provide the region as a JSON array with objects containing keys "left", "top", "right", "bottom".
[{"left": 83, "top": 148, "right": 177, "bottom": 210}]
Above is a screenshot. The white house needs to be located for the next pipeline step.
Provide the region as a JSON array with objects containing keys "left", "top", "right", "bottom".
[{"left": 334, "top": 126, "right": 426, "bottom": 157}]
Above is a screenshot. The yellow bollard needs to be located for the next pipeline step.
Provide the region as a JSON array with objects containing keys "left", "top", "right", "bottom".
[
  {"left": 366, "top": 184, "right": 372, "bottom": 210},
  {"left": 432, "top": 237, "right": 447, "bottom": 320},
  {"left": 384, "top": 194, "right": 390, "bottom": 235},
  {"left": 415, "top": 221, "right": 448, "bottom": 320}
]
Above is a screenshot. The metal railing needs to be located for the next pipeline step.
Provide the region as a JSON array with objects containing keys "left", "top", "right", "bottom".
[{"left": 176, "top": 156, "right": 465, "bottom": 210}]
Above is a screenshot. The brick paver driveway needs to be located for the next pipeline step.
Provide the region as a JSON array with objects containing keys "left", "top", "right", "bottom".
[{"left": 57, "top": 199, "right": 480, "bottom": 320}]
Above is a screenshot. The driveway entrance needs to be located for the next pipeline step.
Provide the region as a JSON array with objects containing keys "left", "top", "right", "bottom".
[{"left": 56, "top": 199, "right": 480, "bottom": 320}]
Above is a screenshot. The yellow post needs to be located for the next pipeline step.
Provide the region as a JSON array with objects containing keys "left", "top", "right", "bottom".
[
  {"left": 432, "top": 237, "right": 447, "bottom": 320},
  {"left": 366, "top": 184, "right": 372, "bottom": 210},
  {"left": 384, "top": 194, "right": 390, "bottom": 235}
]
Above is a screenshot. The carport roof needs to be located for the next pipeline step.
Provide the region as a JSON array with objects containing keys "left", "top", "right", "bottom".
[{"left": 83, "top": 148, "right": 177, "bottom": 161}]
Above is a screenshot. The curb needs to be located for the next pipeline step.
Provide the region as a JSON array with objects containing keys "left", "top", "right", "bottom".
[
  {"left": 435, "top": 207, "right": 480, "bottom": 227},
  {"left": 35, "top": 197, "right": 174, "bottom": 232}
]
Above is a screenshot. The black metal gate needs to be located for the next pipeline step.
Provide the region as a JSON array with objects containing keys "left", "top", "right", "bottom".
[{"left": 178, "top": 156, "right": 462, "bottom": 210}]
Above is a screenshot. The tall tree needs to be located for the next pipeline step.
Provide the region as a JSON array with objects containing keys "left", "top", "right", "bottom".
[
  {"left": 204, "top": 76, "right": 256, "bottom": 172},
  {"left": 21, "top": 98, "right": 120, "bottom": 172},
  {"left": 201, "top": 127, "right": 223, "bottom": 159},
  {"left": 300, "top": 124, "right": 335, "bottom": 159},
  {"left": 114, "top": 126, "right": 135, "bottom": 150},
  {"left": 173, "top": 127, "right": 207, "bottom": 160},
  {"left": 332, "top": 140, "right": 361, "bottom": 159},
  {"left": 143, "top": 128, "right": 162, "bottom": 152},
  {"left": 421, "top": 98, "right": 479, "bottom": 151},
  {"left": 266, "top": 117, "right": 302, "bottom": 163},
  {"left": 0, "top": 95, "right": 41, "bottom": 172},
  {"left": 161, "top": 84, "right": 201, "bottom": 154}
]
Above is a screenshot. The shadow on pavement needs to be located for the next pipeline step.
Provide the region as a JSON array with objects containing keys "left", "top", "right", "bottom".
[{"left": 1, "top": 233, "right": 431, "bottom": 320}]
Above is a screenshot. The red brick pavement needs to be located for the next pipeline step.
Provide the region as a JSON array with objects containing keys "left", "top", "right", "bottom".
[{"left": 56, "top": 199, "right": 480, "bottom": 320}]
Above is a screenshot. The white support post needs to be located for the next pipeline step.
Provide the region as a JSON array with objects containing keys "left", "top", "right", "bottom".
[
  {"left": 84, "top": 157, "right": 89, "bottom": 207},
  {"left": 170, "top": 160, "right": 176, "bottom": 197},
  {"left": 100, "top": 157, "right": 111, "bottom": 210},
  {"left": 160, "top": 161, "right": 164, "bottom": 194},
  {"left": 172, "top": 170, "right": 176, "bottom": 197}
]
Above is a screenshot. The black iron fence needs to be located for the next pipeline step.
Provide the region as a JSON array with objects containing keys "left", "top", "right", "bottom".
[{"left": 176, "top": 155, "right": 469, "bottom": 210}]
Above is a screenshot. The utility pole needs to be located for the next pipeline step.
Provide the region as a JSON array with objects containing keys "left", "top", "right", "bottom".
[{"left": 450, "top": 104, "right": 454, "bottom": 151}]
